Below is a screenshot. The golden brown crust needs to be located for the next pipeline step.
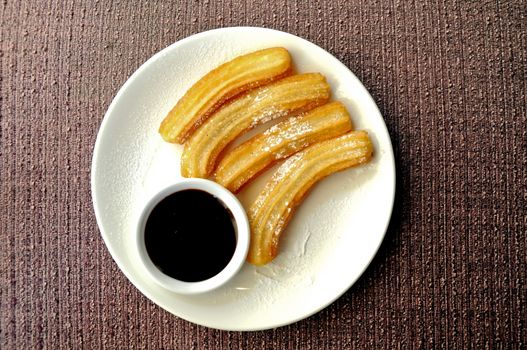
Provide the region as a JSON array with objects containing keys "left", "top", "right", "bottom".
[
  {"left": 215, "top": 102, "right": 353, "bottom": 193},
  {"left": 180, "top": 73, "right": 331, "bottom": 179},
  {"left": 159, "top": 47, "right": 292, "bottom": 144},
  {"left": 247, "top": 131, "right": 374, "bottom": 265}
]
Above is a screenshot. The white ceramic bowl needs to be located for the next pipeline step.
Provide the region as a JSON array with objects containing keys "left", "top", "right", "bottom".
[{"left": 135, "top": 178, "right": 250, "bottom": 294}]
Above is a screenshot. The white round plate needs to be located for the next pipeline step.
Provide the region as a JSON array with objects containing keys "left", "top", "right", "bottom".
[{"left": 91, "top": 27, "right": 395, "bottom": 331}]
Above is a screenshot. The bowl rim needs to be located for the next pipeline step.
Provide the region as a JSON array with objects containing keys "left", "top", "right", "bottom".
[{"left": 135, "top": 178, "right": 250, "bottom": 294}]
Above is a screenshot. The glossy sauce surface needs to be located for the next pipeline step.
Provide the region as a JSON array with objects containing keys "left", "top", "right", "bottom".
[{"left": 144, "top": 189, "right": 236, "bottom": 282}]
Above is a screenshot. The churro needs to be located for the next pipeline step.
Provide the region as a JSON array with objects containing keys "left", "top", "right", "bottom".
[
  {"left": 247, "top": 131, "right": 373, "bottom": 265},
  {"left": 159, "top": 47, "right": 292, "bottom": 143},
  {"left": 181, "top": 73, "right": 331, "bottom": 179},
  {"left": 215, "top": 102, "right": 353, "bottom": 192}
]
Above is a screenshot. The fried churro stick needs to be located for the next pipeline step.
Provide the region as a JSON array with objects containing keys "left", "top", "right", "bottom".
[
  {"left": 181, "top": 73, "right": 331, "bottom": 178},
  {"left": 247, "top": 131, "right": 373, "bottom": 265},
  {"left": 159, "top": 47, "right": 292, "bottom": 143},
  {"left": 215, "top": 102, "right": 353, "bottom": 193}
]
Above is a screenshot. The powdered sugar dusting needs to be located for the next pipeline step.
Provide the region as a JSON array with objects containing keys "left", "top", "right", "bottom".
[
  {"left": 250, "top": 106, "right": 290, "bottom": 128},
  {"left": 269, "top": 152, "right": 304, "bottom": 184}
]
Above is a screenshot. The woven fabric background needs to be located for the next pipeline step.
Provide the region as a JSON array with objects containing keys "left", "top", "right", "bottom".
[{"left": 1, "top": 1, "right": 526, "bottom": 348}]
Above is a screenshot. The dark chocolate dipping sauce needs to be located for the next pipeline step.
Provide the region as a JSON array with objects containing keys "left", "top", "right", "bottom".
[{"left": 144, "top": 189, "right": 236, "bottom": 282}]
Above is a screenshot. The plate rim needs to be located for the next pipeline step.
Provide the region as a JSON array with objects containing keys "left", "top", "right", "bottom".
[{"left": 91, "top": 26, "right": 396, "bottom": 331}]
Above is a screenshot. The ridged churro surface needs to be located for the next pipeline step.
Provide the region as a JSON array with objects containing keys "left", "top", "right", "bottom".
[
  {"left": 215, "top": 101, "right": 353, "bottom": 192},
  {"left": 247, "top": 131, "right": 373, "bottom": 265},
  {"left": 181, "top": 73, "right": 331, "bottom": 178},
  {"left": 159, "top": 47, "right": 292, "bottom": 143}
]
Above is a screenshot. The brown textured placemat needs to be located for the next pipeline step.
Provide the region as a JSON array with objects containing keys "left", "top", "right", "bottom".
[{"left": 1, "top": 0, "right": 526, "bottom": 348}]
